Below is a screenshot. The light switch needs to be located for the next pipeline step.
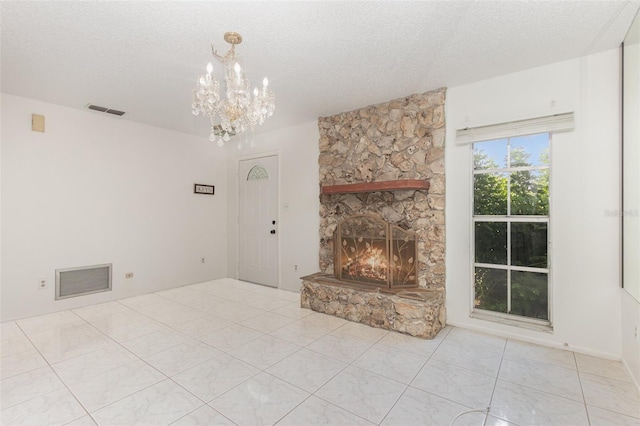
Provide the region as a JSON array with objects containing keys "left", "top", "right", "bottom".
[{"left": 32, "top": 114, "right": 45, "bottom": 132}]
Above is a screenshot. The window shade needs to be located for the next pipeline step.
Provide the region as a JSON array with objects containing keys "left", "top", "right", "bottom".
[{"left": 456, "top": 112, "right": 574, "bottom": 145}]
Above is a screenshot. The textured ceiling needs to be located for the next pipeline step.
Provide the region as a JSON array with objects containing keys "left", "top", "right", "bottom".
[{"left": 2, "top": 1, "right": 639, "bottom": 139}]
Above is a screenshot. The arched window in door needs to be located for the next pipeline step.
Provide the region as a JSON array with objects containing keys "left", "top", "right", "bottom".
[{"left": 247, "top": 165, "right": 269, "bottom": 181}]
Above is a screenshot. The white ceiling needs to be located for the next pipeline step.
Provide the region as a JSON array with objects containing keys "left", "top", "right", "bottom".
[{"left": 2, "top": 1, "right": 639, "bottom": 139}]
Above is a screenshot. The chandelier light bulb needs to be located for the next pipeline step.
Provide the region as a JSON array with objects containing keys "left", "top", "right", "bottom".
[
  {"left": 253, "top": 87, "right": 259, "bottom": 96},
  {"left": 263, "top": 77, "right": 268, "bottom": 87},
  {"left": 234, "top": 62, "right": 242, "bottom": 85},
  {"left": 206, "top": 62, "right": 213, "bottom": 74}
]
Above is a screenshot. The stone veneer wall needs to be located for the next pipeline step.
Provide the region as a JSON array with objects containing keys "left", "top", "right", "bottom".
[{"left": 318, "top": 88, "right": 446, "bottom": 290}]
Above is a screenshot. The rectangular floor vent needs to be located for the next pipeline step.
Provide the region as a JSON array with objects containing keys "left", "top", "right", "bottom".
[{"left": 55, "top": 263, "right": 112, "bottom": 300}]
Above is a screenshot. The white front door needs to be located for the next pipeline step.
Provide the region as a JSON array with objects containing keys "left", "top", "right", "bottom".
[{"left": 238, "top": 155, "right": 279, "bottom": 287}]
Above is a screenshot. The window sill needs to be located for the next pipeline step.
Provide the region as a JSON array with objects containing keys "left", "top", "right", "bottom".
[{"left": 470, "top": 310, "right": 553, "bottom": 333}]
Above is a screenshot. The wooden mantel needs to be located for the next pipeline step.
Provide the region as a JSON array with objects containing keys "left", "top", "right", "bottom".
[{"left": 321, "top": 179, "right": 429, "bottom": 195}]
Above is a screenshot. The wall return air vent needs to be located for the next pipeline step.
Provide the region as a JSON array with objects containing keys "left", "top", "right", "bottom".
[
  {"left": 85, "top": 104, "right": 126, "bottom": 117},
  {"left": 55, "top": 263, "right": 112, "bottom": 300}
]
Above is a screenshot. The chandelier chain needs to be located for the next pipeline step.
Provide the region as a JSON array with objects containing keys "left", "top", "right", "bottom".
[{"left": 211, "top": 43, "right": 236, "bottom": 63}]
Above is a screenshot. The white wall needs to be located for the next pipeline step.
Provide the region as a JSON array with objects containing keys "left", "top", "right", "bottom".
[
  {"left": 446, "top": 49, "right": 623, "bottom": 358},
  {"left": 226, "top": 120, "right": 320, "bottom": 292},
  {"left": 1, "top": 94, "right": 228, "bottom": 321}
]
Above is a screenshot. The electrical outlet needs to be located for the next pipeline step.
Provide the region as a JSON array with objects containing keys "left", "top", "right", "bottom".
[
  {"left": 38, "top": 278, "right": 47, "bottom": 290},
  {"left": 125, "top": 272, "right": 134, "bottom": 279},
  {"left": 294, "top": 265, "right": 298, "bottom": 271},
  {"left": 201, "top": 258, "right": 205, "bottom": 263}
]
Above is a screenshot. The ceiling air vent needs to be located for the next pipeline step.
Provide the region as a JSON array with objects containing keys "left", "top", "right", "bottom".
[{"left": 85, "top": 104, "right": 126, "bottom": 117}]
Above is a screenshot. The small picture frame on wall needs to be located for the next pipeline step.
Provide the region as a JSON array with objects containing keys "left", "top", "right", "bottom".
[{"left": 194, "top": 184, "right": 214, "bottom": 195}]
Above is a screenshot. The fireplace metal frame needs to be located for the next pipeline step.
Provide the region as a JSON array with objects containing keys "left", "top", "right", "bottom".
[{"left": 333, "top": 214, "right": 419, "bottom": 289}]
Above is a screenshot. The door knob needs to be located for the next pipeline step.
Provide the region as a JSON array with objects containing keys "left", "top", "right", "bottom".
[{"left": 270, "top": 230, "right": 276, "bottom": 234}]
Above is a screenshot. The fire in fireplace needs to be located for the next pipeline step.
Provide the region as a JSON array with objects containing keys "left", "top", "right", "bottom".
[{"left": 334, "top": 214, "right": 418, "bottom": 288}]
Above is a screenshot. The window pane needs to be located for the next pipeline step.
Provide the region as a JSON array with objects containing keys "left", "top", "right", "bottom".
[
  {"left": 474, "top": 267, "right": 507, "bottom": 313},
  {"left": 474, "top": 172, "right": 507, "bottom": 215},
  {"left": 475, "top": 222, "right": 507, "bottom": 264},
  {"left": 511, "top": 223, "right": 548, "bottom": 268},
  {"left": 474, "top": 139, "right": 507, "bottom": 170},
  {"left": 511, "top": 271, "right": 548, "bottom": 320},
  {"left": 510, "top": 134, "right": 549, "bottom": 167},
  {"left": 510, "top": 170, "right": 549, "bottom": 215}
]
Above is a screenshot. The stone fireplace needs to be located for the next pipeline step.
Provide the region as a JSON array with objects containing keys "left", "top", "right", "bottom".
[{"left": 301, "top": 88, "right": 447, "bottom": 339}]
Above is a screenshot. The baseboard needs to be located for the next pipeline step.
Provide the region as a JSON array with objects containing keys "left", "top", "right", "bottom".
[{"left": 445, "top": 319, "right": 620, "bottom": 360}]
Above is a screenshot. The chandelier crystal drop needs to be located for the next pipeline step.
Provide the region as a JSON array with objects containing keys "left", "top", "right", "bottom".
[{"left": 191, "top": 32, "right": 275, "bottom": 147}]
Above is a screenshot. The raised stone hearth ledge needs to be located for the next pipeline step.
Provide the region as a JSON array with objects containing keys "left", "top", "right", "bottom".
[{"left": 301, "top": 273, "right": 445, "bottom": 339}]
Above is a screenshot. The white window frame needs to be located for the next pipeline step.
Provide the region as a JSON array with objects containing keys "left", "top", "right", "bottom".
[{"left": 470, "top": 134, "right": 553, "bottom": 330}]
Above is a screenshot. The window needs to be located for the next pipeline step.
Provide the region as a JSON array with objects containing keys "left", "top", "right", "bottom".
[{"left": 472, "top": 133, "right": 550, "bottom": 323}]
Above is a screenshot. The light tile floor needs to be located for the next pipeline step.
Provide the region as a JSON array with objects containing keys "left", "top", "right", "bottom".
[{"left": 1, "top": 278, "right": 639, "bottom": 426}]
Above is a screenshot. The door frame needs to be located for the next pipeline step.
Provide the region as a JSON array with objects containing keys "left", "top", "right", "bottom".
[{"left": 235, "top": 150, "right": 281, "bottom": 288}]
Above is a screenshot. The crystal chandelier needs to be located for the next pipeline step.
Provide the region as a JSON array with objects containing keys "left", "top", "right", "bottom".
[{"left": 191, "top": 32, "right": 275, "bottom": 148}]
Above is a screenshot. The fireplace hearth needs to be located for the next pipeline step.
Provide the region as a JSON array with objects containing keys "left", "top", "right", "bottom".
[{"left": 301, "top": 273, "right": 445, "bottom": 338}]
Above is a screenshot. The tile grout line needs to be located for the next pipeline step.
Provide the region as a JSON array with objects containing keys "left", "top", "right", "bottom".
[
  {"left": 58, "top": 302, "right": 215, "bottom": 423},
  {"left": 482, "top": 335, "right": 508, "bottom": 425},
  {"left": 398, "top": 327, "right": 502, "bottom": 419},
  {"left": 148, "top": 286, "right": 311, "bottom": 424},
  {"left": 197, "top": 311, "right": 351, "bottom": 423},
  {"left": 69, "top": 299, "right": 208, "bottom": 424},
  {"left": 189, "top": 290, "right": 379, "bottom": 425},
  {"left": 7, "top": 319, "right": 92, "bottom": 424},
  {"left": 162, "top": 290, "right": 444, "bottom": 423},
  {"left": 374, "top": 328, "right": 447, "bottom": 425},
  {"left": 5, "top": 284, "right": 357, "bottom": 425},
  {"left": 574, "top": 351, "right": 594, "bottom": 426}
]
